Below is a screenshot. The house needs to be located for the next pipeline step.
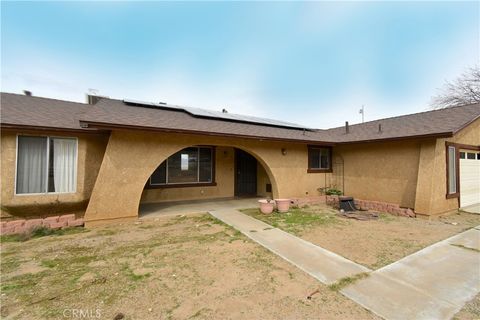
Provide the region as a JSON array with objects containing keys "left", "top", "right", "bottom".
[{"left": 1, "top": 92, "right": 479, "bottom": 226}]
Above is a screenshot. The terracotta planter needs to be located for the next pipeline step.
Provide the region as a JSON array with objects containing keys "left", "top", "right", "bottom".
[
  {"left": 275, "top": 199, "right": 291, "bottom": 213},
  {"left": 258, "top": 200, "right": 275, "bottom": 214}
]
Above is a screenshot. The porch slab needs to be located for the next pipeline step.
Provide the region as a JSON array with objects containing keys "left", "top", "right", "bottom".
[
  {"left": 140, "top": 197, "right": 260, "bottom": 218},
  {"left": 209, "top": 209, "right": 370, "bottom": 285}
]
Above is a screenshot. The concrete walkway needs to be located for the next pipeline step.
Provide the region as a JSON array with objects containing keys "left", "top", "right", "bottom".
[
  {"left": 342, "top": 227, "right": 480, "bottom": 320},
  {"left": 209, "top": 209, "right": 370, "bottom": 285},
  {"left": 211, "top": 209, "right": 480, "bottom": 320}
]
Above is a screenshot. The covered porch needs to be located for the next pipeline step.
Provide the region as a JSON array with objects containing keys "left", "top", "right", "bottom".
[{"left": 140, "top": 197, "right": 260, "bottom": 219}]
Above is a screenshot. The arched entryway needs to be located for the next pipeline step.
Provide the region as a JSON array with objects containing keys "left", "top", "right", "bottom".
[
  {"left": 138, "top": 145, "right": 277, "bottom": 217},
  {"left": 84, "top": 130, "right": 280, "bottom": 226}
]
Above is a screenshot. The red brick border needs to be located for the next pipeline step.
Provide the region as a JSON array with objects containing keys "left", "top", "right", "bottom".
[
  {"left": 326, "top": 195, "right": 415, "bottom": 217},
  {"left": 0, "top": 215, "right": 84, "bottom": 235}
]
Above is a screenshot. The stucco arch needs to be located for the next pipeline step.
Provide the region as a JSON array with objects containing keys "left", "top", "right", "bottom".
[
  {"left": 84, "top": 130, "right": 282, "bottom": 226},
  {"left": 140, "top": 143, "right": 279, "bottom": 203}
]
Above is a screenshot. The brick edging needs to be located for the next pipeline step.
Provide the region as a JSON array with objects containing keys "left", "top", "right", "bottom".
[
  {"left": 1, "top": 214, "right": 84, "bottom": 235},
  {"left": 325, "top": 195, "right": 415, "bottom": 217}
]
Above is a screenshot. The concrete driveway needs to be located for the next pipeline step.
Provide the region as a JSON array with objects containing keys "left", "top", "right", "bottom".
[
  {"left": 210, "top": 209, "right": 480, "bottom": 320},
  {"left": 461, "top": 203, "right": 480, "bottom": 214},
  {"left": 342, "top": 226, "right": 480, "bottom": 320}
]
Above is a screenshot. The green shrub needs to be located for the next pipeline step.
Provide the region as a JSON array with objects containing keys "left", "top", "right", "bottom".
[{"left": 318, "top": 187, "right": 343, "bottom": 196}]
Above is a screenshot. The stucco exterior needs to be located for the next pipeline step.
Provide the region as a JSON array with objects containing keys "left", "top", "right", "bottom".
[
  {"left": 84, "top": 130, "right": 333, "bottom": 225},
  {"left": 1, "top": 117, "right": 478, "bottom": 225},
  {"left": 0, "top": 129, "right": 109, "bottom": 217},
  {"left": 334, "top": 140, "right": 422, "bottom": 209},
  {"left": 415, "top": 118, "right": 480, "bottom": 216},
  {"left": 140, "top": 146, "right": 273, "bottom": 203},
  {"left": 140, "top": 146, "right": 235, "bottom": 203}
]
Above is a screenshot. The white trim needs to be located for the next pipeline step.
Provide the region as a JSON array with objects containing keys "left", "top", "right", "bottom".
[{"left": 14, "top": 134, "right": 78, "bottom": 196}]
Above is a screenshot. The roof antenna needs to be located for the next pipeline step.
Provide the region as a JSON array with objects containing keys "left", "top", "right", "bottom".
[
  {"left": 359, "top": 105, "right": 365, "bottom": 123},
  {"left": 222, "top": 108, "right": 228, "bottom": 113}
]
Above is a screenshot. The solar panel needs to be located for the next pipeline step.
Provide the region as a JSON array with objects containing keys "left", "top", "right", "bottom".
[{"left": 123, "top": 98, "right": 309, "bottom": 130}]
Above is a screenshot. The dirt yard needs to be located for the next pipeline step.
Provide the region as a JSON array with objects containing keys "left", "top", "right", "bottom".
[
  {"left": 1, "top": 214, "right": 379, "bottom": 320},
  {"left": 242, "top": 205, "right": 480, "bottom": 269}
]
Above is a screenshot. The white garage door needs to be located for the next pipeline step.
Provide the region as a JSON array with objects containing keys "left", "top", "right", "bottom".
[{"left": 460, "top": 151, "right": 480, "bottom": 208}]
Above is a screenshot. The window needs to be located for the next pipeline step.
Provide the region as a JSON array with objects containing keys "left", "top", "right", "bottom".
[
  {"left": 308, "top": 146, "right": 332, "bottom": 172},
  {"left": 460, "top": 152, "right": 466, "bottom": 159},
  {"left": 447, "top": 145, "right": 457, "bottom": 196},
  {"left": 467, "top": 152, "right": 476, "bottom": 160},
  {"left": 16, "top": 136, "right": 77, "bottom": 194},
  {"left": 149, "top": 147, "right": 214, "bottom": 186}
]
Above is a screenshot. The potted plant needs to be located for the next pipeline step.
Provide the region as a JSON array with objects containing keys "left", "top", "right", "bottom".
[
  {"left": 275, "top": 199, "right": 291, "bottom": 213},
  {"left": 258, "top": 199, "right": 275, "bottom": 214}
]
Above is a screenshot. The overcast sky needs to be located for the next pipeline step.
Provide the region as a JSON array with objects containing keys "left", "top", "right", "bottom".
[{"left": 1, "top": 1, "right": 479, "bottom": 128}]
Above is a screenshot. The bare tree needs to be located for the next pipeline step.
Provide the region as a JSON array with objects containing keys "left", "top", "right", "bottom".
[{"left": 431, "top": 66, "right": 480, "bottom": 109}]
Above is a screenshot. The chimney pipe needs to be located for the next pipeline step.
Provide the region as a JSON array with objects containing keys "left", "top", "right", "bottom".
[
  {"left": 378, "top": 123, "right": 382, "bottom": 133},
  {"left": 23, "top": 90, "right": 32, "bottom": 96},
  {"left": 86, "top": 94, "right": 104, "bottom": 105},
  {"left": 345, "top": 121, "right": 349, "bottom": 134}
]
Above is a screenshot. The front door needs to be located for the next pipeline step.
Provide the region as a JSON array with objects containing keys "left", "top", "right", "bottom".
[{"left": 235, "top": 149, "right": 257, "bottom": 197}]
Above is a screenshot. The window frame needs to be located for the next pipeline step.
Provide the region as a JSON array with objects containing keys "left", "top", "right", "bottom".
[
  {"left": 307, "top": 145, "right": 333, "bottom": 173},
  {"left": 147, "top": 146, "right": 216, "bottom": 189},
  {"left": 14, "top": 134, "right": 78, "bottom": 196},
  {"left": 445, "top": 144, "right": 459, "bottom": 198},
  {"left": 445, "top": 142, "right": 480, "bottom": 199}
]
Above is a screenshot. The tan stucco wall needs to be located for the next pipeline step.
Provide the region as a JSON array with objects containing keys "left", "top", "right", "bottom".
[
  {"left": 140, "top": 146, "right": 273, "bottom": 203},
  {"left": 140, "top": 146, "right": 235, "bottom": 203},
  {"left": 257, "top": 162, "right": 272, "bottom": 198},
  {"left": 334, "top": 141, "right": 422, "bottom": 208},
  {"left": 1, "top": 130, "right": 109, "bottom": 217},
  {"left": 85, "top": 130, "right": 331, "bottom": 225},
  {"left": 415, "top": 118, "right": 480, "bottom": 216}
]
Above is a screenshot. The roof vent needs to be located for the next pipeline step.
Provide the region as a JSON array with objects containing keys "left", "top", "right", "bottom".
[
  {"left": 222, "top": 108, "right": 228, "bottom": 113},
  {"left": 378, "top": 123, "right": 382, "bottom": 133},
  {"left": 345, "top": 121, "right": 349, "bottom": 134},
  {"left": 23, "top": 90, "right": 32, "bottom": 96}
]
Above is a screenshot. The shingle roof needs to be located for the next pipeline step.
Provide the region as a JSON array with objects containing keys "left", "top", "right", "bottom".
[
  {"left": 325, "top": 103, "right": 480, "bottom": 143},
  {"left": 0, "top": 92, "right": 92, "bottom": 131},
  {"left": 80, "top": 98, "right": 329, "bottom": 143},
  {"left": 1, "top": 92, "right": 479, "bottom": 144}
]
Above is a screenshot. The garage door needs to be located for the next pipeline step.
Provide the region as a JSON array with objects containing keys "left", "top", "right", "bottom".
[{"left": 460, "top": 150, "right": 480, "bottom": 208}]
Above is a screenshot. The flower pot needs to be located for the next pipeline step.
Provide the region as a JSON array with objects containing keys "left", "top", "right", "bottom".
[
  {"left": 275, "top": 199, "right": 291, "bottom": 213},
  {"left": 258, "top": 200, "right": 274, "bottom": 214}
]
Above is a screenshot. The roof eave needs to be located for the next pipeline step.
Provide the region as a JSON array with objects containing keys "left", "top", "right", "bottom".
[
  {"left": 335, "top": 132, "right": 454, "bottom": 145},
  {"left": 79, "top": 120, "right": 335, "bottom": 145},
  {"left": 0, "top": 123, "right": 104, "bottom": 134},
  {"left": 452, "top": 114, "right": 480, "bottom": 135}
]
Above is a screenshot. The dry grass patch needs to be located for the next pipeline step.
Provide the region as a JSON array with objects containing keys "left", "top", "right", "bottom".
[
  {"left": 1, "top": 213, "right": 378, "bottom": 320},
  {"left": 242, "top": 205, "right": 480, "bottom": 270}
]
